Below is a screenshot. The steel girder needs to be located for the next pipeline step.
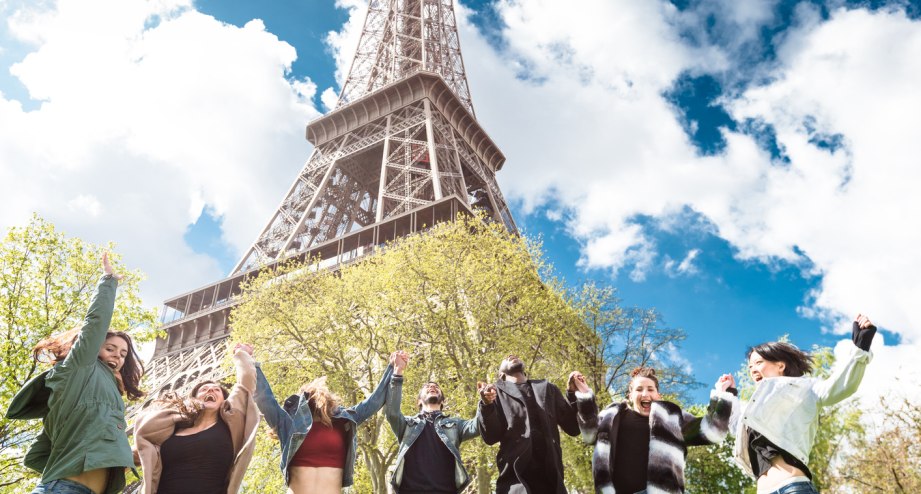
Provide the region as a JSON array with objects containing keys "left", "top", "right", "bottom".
[
  {"left": 234, "top": 97, "right": 514, "bottom": 273},
  {"left": 338, "top": 0, "right": 474, "bottom": 116},
  {"left": 142, "top": 0, "right": 515, "bottom": 428}
]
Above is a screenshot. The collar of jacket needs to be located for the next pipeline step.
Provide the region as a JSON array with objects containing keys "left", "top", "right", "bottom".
[{"left": 496, "top": 379, "right": 550, "bottom": 410}]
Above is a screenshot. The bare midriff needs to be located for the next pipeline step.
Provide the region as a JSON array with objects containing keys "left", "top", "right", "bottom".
[
  {"left": 757, "top": 456, "right": 809, "bottom": 493},
  {"left": 287, "top": 466, "right": 343, "bottom": 494},
  {"left": 65, "top": 468, "right": 109, "bottom": 494}
]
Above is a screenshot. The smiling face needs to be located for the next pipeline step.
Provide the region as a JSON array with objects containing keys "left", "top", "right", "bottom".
[
  {"left": 417, "top": 382, "right": 445, "bottom": 410},
  {"left": 629, "top": 376, "right": 661, "bottom": 416},
  {"left": 97, "top": 335, "right": 128, "bottom": 372},
  {"left": 193, "top": 382, "right": 226, "bottom": 410},
  {"left": 748, "top": 351, "right": 786, "bottom": 383}
]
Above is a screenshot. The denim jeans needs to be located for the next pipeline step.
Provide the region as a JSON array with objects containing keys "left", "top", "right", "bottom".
[
  {"left": 30, "top": 479, "right": 95, "bottom": 494},
  {"left": 768, "top": 480, "right": 820, "bottom": 494}
]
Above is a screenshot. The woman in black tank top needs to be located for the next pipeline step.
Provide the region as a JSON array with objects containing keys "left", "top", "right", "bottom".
[
  {"left": 145, "top": 381, "right": 235, "bottom": 494},
  {"left": 158, "top": 418, "right": 234, "bottom": 493},
  {"left": 135, "top": 343, "right": 260, "bottom": 494}
]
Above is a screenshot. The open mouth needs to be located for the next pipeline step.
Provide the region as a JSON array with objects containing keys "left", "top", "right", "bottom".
[
  {"left": 639, "top": 400, "right": 652, "bottom": 411},
  {"left": 106, "top": 361, "right": 117, "bottom": 369},
  {"left": 753, "top": 375, "right": 762, "bottom": 382},
  {"left": 203, "top": 395, "right": 217, "bottom": 403}
]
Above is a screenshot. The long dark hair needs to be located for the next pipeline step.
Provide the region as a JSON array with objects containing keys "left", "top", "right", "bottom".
[
  {"left": 33, "top": 328, "right": 146, "bottom": 400},
  {"left": 747, "top": 341, "right": 813, "bottom": 377}
]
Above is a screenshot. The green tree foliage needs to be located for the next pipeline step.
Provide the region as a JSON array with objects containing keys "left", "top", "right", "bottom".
[
  {"left": 685, "top": 430, "right": 755, "bottom": 494},
  {"left": 0, "top": 214, "right": 158, "bottom": 491},
  {"left": 572, "top": 283, "right": 698, "bottom": 405},
  {"left": 230, "top": 215, "right": 697, "bottom": 494},
  {"left": 827, "top": 392, "right": 921, "bottom": 493},
  {"left": 230, "top": 215, "right": 600, "bottom": 493}
]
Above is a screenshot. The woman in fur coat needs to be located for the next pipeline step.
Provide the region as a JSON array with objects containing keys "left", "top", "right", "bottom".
[{"left": 575, "top": 367, "right": 735, "bottom": 494}]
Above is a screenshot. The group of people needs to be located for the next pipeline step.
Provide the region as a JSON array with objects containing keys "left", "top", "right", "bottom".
[{"left": 5, "top": 255, "right": 877, "bottom": 494}]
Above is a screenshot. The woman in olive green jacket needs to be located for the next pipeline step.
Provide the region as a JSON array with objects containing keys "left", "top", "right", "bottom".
[{"left": 6, "top": 253, "right": 145, "bottom": 494}]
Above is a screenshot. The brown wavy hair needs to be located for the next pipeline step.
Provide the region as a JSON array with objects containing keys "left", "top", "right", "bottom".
[
  {"left": 152, "top": 392, "right": 206, "bottom": 429},
  {"left": 628, "top": 366, "right": 659, "bottom": 393},
  {"left": 300, "top": 377, "right": 341, "bottom": 427},
  {"left": 150, "top": 380, "right": 229, "bottom": 429},
  {"left": 33, "top": 327, "right": 146, "bottom": 400}
]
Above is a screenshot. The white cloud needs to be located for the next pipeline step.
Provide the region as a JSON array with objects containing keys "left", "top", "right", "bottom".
[
  {"left": 317, "top": 1, "right": 921, "bottom": 351},
  {"left": 445, "top": 2, "right": 921, "bottom": 350},
  {"left": 325, "top": 0, "right": 366, "bottom": 90},
  {"left": 319, "top": 86, "right": 338, "bottom": 112},
  {"left": 718, "top": 8, "right": 921, "bottom": 338},
  {"left": 0, "top": 0, "right": 321, "bottom": 304},
  {"left": 67, "top": 194, "right": 102, "bottom": 217},
  {"left": 665, "top": 248, "right": 701, "bottom": 277},
  {"left": 661, "top": 341, "right": 694, "bottom": 375},
  {"left": 415, "top": 1, "right": 920, "bottom": 400}
]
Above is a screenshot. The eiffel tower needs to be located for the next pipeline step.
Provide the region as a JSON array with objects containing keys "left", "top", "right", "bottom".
[{"left": 138, "top": 0, "right": 516, "bottom": 410}]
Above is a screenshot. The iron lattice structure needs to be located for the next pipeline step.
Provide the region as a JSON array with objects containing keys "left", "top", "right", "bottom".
[
  {"left": 338, "top": 0, "right": 475, "bottom": 115},
  {"left": 136, "top": 0, "right": 515, "bottom": 417}
]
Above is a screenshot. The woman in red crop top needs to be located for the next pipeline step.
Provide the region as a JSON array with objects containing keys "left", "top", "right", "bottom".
[
  {"left": 253, "top": 349, "right": 395, "bottom": 493},
  {"left": 286, "top": 378, "right": 347, "bottom": 490}
]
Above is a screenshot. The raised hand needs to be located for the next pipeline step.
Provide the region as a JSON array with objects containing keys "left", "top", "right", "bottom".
[
  {"left": 478, "top": 382, "right": 497, "bottom": 405},
  {"left": 568, "top": 371, "right": 591, "bottom": 393},
  {"left": 855, "top": 313, "right": 874, "bottom": 330},
  {"left": 716, "top": 373, "right": 735, "bottom": 392},
  {"left": 391, "top": 350, "right": 409, "bottom": 375},
  {"left": 233, "top": 342, "right": 254, "bottom": 356},
  {"left": 102, "top": 252, "right": 125, "bottom": 280}
]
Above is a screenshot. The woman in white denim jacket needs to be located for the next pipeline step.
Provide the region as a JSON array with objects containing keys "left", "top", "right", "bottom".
[{"left": 727, "top": 314, "right": 876, "bottom": 494}]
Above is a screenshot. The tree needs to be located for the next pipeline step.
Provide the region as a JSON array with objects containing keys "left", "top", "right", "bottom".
[
  {"left": 0, "top": 215, "right": 158, "bottom": 492},
  {"left": 229, "top": 215, "right": 608, "bottom": 493},
  {"left": 685, "top": 430, "right": 754, "bottom": 494},
  {"left": 828, "top": 392, "right": 921, "bottom": 493},
  {"left": 572, "top": 282, "right": 698, "bottom": 405}
]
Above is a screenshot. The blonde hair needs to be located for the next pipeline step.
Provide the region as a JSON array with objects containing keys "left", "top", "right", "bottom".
[{"left": 300, "top": 376, "right": 341, "bottom": 427}]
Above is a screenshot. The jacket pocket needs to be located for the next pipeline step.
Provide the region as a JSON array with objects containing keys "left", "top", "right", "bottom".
[{"left": 102, "top": 411, "right": 128, "bottom": 441}]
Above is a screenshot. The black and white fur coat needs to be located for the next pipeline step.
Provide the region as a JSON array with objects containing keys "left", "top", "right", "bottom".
[{"left": 577, "top": 389, "right": 735, "bottom": 494}]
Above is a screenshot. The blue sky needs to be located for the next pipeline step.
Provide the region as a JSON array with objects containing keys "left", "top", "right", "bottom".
[{"left": 1, "top": 0, "right": 919, "bottom": 406}]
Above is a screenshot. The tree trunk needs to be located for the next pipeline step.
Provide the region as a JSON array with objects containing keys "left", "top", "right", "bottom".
[{"left": 477, "top": 458, "right": 492, "bottom": 494}]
